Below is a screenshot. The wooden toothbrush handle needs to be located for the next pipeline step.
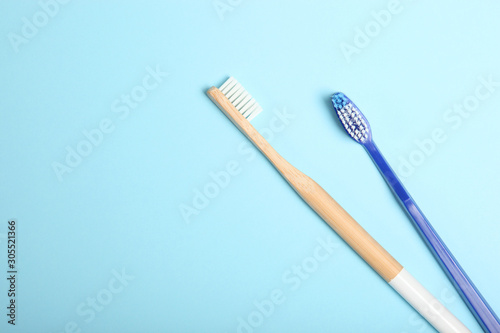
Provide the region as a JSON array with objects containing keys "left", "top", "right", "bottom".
[
  {"left": 292, "top": 176, "right": 403, "bottom": 281},
  {"left": 207, "top": 87, "right": 403, "bottom": 282}
]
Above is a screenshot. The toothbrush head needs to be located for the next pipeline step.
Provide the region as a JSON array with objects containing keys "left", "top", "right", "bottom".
[
  {"left": 218, "top": 77, "right": 263, "bottom": 121},
  {"left": 331, "top": 92, "right": 372, "bottom": 144}
]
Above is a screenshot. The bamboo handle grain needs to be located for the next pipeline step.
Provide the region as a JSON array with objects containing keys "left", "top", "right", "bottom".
[{"left": 207, "top": 87, "right": 403, "bottom": 282}]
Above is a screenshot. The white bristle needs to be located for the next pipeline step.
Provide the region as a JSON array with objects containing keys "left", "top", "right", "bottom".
[
  {"left": 227, "top": 83, "right": 242, "bottom": 100},
  {"left": 243, "top": 104, "right": 259, "bottom": 118},
  {"left": 219, "top": 77, "right": 263, "bottom": 121},
  {"left": 233, "top": 91, "right": 249, "bottom": 107},
  {"left": 220, "top": 77, "right": 236, "bottom": 94},
  {"left": 337, "top": 103, "right": 369, "bottom": 143},
  {"left": 219, "top": 77, "right": 233, "bottom": 92},
  {"left": 234, "top": 93, "right": 251, "bottom": 110}
]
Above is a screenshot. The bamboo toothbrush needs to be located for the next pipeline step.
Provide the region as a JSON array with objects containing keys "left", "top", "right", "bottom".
[
  {"left": 331, "top": 92, "right": 500, "bottom": 333},
  {"left": 207, "top": 77, "right": 470, "bottom": 333}
]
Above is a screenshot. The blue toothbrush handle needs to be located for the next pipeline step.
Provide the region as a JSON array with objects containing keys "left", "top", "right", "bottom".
[{"left": 364, "top": 141, "right": 500, "bottom": 333}]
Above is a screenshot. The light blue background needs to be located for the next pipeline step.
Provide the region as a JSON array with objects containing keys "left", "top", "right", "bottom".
[{"left": 1, "top": 1, "right": 499, "bottom": 332}]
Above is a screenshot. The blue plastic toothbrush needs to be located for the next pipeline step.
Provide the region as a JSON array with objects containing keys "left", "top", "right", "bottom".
[{"left": 331, "top": 92, "right": 500, "bottom": 333}]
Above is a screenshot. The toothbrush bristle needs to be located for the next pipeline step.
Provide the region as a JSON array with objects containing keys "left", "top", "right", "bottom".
[
  {"left": 219, "top": 77, "right": 263, "bottom": 121},
  {"left": 331, "top": 93, "right": 371, "bottom": 144}
]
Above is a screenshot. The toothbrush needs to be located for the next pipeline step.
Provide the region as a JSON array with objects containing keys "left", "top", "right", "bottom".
[
  {"left": 331, "top": 92, "right": 500, "bottom": 333},
  {"left": 208, "top": 77, "right": 470, "bottom": 333}
]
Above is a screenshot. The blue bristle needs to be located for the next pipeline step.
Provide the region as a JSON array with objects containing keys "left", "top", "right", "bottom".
[{"left": 332, "top": 92, "right": 349, "bottom": 110}]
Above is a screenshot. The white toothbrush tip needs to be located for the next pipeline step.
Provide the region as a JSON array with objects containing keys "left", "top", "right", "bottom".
[{"left": 219, "top": 77, "right": 263, "bottom": 121}]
